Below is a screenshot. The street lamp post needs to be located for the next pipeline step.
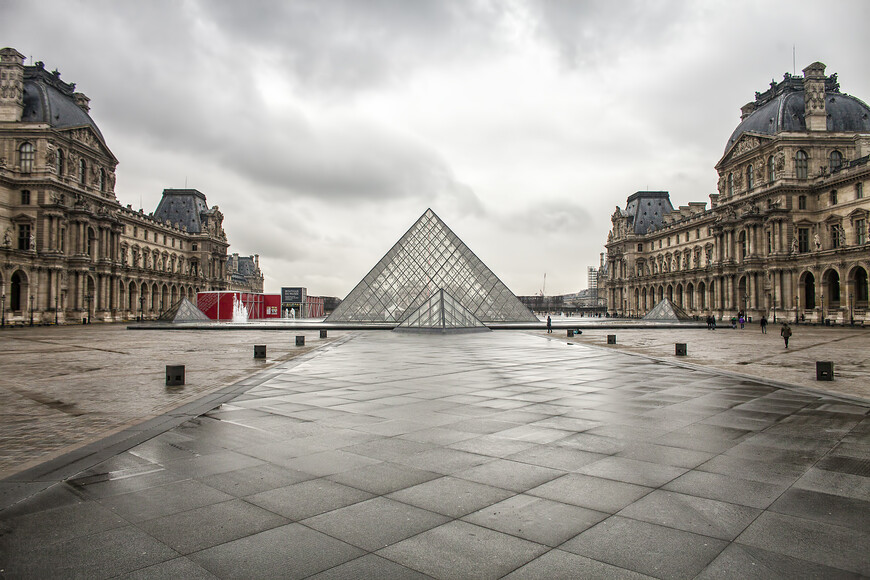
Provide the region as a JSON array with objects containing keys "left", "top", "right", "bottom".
[
  {"left": 1, "top": 293, "right": 5, "bottom": 328},
  {"left": 795, "top": 295, "right": 799, "bottom": 324},
  {"left": 29, "top": 294, "right": 34, "bottom": 327},
  {"left": 849, "top": 292, "right": 854, "bottom": 325},
  {"left": 139, "top": 295, "right": 145, "bottom": 321},
  {"left": 85, "top": 293, "right": 90, "bottom": 324},
  {"left": 55, "top": 292, "right": 59, "bottom": 325}
]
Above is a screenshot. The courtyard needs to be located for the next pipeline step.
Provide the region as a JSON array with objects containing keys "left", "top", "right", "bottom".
[{"left": 0, "top": 325, "right": 868, "bottom": 578}]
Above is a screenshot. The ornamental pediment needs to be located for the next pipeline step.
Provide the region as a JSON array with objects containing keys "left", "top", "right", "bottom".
[
  {"left": 718, "top": 132, "right": 774, "bottom": 167},
  {"left": 60, "top": 126, "right": 116, "bottom": 160}
]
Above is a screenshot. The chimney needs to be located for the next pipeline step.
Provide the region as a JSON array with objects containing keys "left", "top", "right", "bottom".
[
  {"left": 73, "top": 92, "right": 90, "bottom": 113},
  {"left": 600, "top": 252, "right": 605, "bottom": 268},
  {"left": 254, "top": 254, "right": 259, "bottom": 268},
  {"left": 0, "top": 47, "right": 25, "bottom": 122},
  {"left": 803, "top": 62, "right": 827, "bottom": 131},
  {"left": 740, "top": 102, "right": 756, "bottom": 121}
]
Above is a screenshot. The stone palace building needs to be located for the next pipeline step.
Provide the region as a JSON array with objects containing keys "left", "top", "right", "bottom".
[
  {"left": 0, "top": 47, "right": 262, "bottom": 324},
  {"left": 602, "top": 62, "right": 870, "bottom": 324}
]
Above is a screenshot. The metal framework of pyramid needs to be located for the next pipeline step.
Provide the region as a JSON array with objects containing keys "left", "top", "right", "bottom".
[
  {"left": 326, "top": 209, "right": 537, "bottom": 326},
  {"left": 643, "top": 298, "right": 693, "bottom": 321},
  {"left": 396, "top": 288, "right": 489, "bottom": 332},
  {"left": 158, "top": 297, "right": 211, "bottom": 322}
]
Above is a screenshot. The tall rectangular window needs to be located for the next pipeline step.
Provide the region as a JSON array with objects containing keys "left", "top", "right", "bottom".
[
  {"left": 21, "top": 190, "right": 30, "bottom": 205},
  {"left": 858, "top": 182, "right": 864, "bottom": 199},
  {"left": 831, "top": 190, "right": 838, "bottom": 205},
  {"left": 798, "top": 195, "right": 807, "bottom": 210},
  {"left": 19, "top": 143, "right": 34, "bottom": 173},
  {"left": 798, "top": 228, "right": 809, "bottom": 253},
  {"left": 18, "top": 224, "right": 31, "bottom": 250},
  {"left": 857, "top": 219, "right": 866, "bottom": 245},
  {"left": 831, "top": 225, "right": 841, "bottom": 249}
]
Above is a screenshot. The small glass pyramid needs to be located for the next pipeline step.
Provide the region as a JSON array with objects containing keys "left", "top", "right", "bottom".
[
  {"left": 642, "top": 298, "right": 693, "bottom": 321},
  {"left": 326, "top": 208, "right": 537, "bottom": 326},
  {"left": 396, "top": 288, "right": 488, "bottom": 332}
]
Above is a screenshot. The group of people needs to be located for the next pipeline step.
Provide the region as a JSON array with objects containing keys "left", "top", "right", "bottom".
[{"left": 705, "top": 312, "right": 792, "bottom": 347}]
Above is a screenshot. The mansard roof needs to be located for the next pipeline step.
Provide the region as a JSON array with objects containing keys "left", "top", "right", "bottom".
[
  {"left": 725, "top": 69, "right": 870, "bottom": 154},
  {"left": 153, "top": 189, "right": 210, "bottom": 233},
  {"left": 21, "top": 65, "right": 105, "bottom": 139},
  {"left": 623, "top": 191, "right": 674, "bottom": 235}
]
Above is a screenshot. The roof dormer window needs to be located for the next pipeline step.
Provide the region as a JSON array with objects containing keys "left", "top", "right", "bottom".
[{"left": 830, "top": 150, "right": 843, "bottom": 172}]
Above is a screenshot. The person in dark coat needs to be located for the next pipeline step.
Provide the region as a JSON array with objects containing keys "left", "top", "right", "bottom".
[
  {"left": 781, "top": 322, "right": 792, "bottom": 348},
  {"left": 546, "top": 315, "right": 552, "bottom": 333},
  {"left": 760, "top": 315, "right": 768, "bottom": 334}
]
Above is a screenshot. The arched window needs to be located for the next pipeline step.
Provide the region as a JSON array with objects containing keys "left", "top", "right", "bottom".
[
  {"left": 727, "top": 173, "right": 734, "bottom": 195},
  {"left": 10, "top": 271, "right": 25, "bottom": 311},
  {"left": 79, "top": 158, "right": 87, "bottom": 185},
  {"left": 19, "top": 142, "right": 34, "bottom": 173},
  {"left": 830, "top": 150, "right": 843, "bottom": 172},
  {"left": 768, "top": 155, "right": 775, "bottom": 183},
  {"left": 796, "top": 150, "right": 808, "bottom": 179},
  {"left": 57, "top": 149, "right": 65, "bottom": 176},
  {"left": 746, "top": 165, "right": 754, "bottom": 190}
]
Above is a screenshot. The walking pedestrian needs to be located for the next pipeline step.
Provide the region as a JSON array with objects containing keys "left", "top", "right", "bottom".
[
  {"left": 760, "top": 315, "right": 767, "bottom": 334},
  {"left": 546, "top": 315, "right": 552, "bottom": 334},
  {"left": 781, "top": 322, "right": 792, "bottom": 348}
]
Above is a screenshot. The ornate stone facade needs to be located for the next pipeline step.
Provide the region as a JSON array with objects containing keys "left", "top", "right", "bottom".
[
  {"left": 602, "top": 62, "right": 870, "bottom": 323},
  {"left": 0, "top": 47, "right": 263, "bottom": 324}
]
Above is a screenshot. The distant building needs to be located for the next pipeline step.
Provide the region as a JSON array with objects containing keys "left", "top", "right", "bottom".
[
  {"left": 227, "top": 253, "right": 264, "bottom": 293},
  {"left": 0, "top": 47, "right": 262, "bottom": 324},
  {"left": 602, "top": 62, "right": 870, "bottom": 322}
]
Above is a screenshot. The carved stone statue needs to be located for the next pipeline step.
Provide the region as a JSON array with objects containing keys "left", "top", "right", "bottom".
[
  {"left": 791, "top": 236, "right": 798, "bottom": 254},
  {"left": 29, "top": 233, "right": 36, "bottom": 251},
  {"left": 3, "top": 227, "right": 11, "bottom": 247},
  {"left": 814, "top": 233, "right": 822, "bottom": 250}
]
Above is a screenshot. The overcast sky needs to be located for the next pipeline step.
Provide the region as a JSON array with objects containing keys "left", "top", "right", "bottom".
[{"left": 5, "top": 1, "right": 870, "bottom": 296}]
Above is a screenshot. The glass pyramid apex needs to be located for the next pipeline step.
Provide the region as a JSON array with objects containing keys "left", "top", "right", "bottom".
[{"left": 326, "top": 208, "right": 537, "bottom": 325}]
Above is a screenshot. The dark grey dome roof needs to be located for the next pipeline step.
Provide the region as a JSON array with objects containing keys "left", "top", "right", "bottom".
[
  {"left": 726, "top": 90, "right": 870, "bottom": 153},
  {"left": 154, "top": 189, "right": 210, "bottom": 233},
  {"left": 20, "top": 69, "right": 105, "bottom": 141}
]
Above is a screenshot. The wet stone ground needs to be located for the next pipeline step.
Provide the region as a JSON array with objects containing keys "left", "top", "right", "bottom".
[{"left": 1, "top": 330, "right": 868, "bottom": 579}]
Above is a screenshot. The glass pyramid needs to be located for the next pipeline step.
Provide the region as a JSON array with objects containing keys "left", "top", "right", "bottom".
[
  {"left": 326, "top": 208, "right": 537, "bottom": 326},
  {"left": 643, "top": 298, "right": 693, "bottom": 321},
  {"left": 396, "top": 288, "right": 488, "bottom": 331}
]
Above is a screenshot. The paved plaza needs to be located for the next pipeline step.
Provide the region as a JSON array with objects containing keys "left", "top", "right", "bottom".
[{"left": 1, "top": 327, "right": 869, "bottom": 578}]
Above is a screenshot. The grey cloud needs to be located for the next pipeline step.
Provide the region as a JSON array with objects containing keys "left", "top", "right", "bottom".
[
  {"left": 522, "top": 0, "right": 688, "bottom": 69},
  {"left": 195, "top": 0, "right": 507, "bottom": 94}
]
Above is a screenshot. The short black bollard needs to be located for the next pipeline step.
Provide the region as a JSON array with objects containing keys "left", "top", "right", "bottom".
[
  {"left": 319, "top": 329, "right": 327, "bottom": 339},
  {"left": 675, "top": 343, "right": 687, "bottom": 356},
  {"left": 816, "top": 361, "right": 834, "bottom": 381},
  {"left": 296, "top": 336, "right": 305, "bottom": 347},
  {"left": 254, "top": 345, "right": 266, "bottom": 359},
  {"left": 607, "top": 334, "right": 616, "bottom": 344},
  {"left": 567, "top": 329, "right": 574, "bottom": 337},
  {"left": 166, "top": 365, "right": 185, "bottom": 386}
]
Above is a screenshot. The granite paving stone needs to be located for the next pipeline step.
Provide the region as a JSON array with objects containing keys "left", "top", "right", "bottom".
[
  {"left": 561, "top": 516, "right": 730, "bottom": 579},
  {"left": 735, "top": 511, "right": 870, "bottom": 575},
  {"left": 461, "top": 493, "right": 608, "bottom": 546},
  {"left": 377, "top": 520, "right": 548, "bottom": 580},
  {"left": 2, "top": 329, "right": 868, "bottom": 578},
  {"left": 188, "top": 523, "right": 364, "bottom": 580},
  {"left": 302, "top": 496, "right": 450, "bottom": 551}
]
